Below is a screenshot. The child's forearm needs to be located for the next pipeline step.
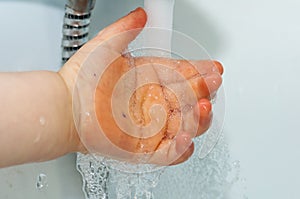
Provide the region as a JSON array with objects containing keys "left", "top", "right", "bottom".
[{"left": 0, "top": 71, "right": 80, "bottom": 168}]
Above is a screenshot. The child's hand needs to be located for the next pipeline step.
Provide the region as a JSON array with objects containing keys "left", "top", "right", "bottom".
[{"left": 59, "top": 8, "right": 223, "bottom": 165}]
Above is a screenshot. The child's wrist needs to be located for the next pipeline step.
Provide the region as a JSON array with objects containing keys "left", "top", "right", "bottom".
[{"left": 56, "top": 68, "right": 87, "bottom": 154}]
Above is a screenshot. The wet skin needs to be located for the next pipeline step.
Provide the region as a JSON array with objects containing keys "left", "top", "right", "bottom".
[
  {"left": 93, "top": 55, "right": 223, "bottom": 165},
  {"left": 60, "top": 8, "right": 224, "bottom": 165}
]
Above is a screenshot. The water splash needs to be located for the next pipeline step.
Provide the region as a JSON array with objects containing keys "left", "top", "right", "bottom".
[
  {"left": 36, "top": 173, "right": 48, "bottom": 190},
  {"left": 107, "top": 169, "right": 162, "bottom": 199},
  {"left": 76, "top": 153, "right": 109, "bottom": 199},
  {"left": 154, "top": 133, "right": 244, "bottom": 198},
  {"left": 39, "top": 117, "right": 46, "bottom": 126},
  {"left": 77, "top": 151, "right": 164, "bottom": 199},
  {"left": 76, "top": 132, "right": 245, "bottom": 199}
]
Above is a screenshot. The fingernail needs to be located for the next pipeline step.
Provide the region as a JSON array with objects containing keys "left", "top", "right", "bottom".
[
  {"left": 199, "top": 99, "right": 212, "bottom": 113},
  {"left": 128, "top": 7, "right": 141, "bottom": 15},
  {"left": 213, "top": 61, "right": 224, "bottom": 75}
]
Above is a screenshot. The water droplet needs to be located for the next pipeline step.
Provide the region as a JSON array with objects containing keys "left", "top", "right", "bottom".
[
  {"left": 36, "top": 173, "right": 48, "bottom": 190},
  {"left": 84, "top": 112, "right": 91, "bottom": 122},
  {"left": 177, "top": 61, "right": 181, "bottom": 64},
  {"left": 140, "top": 143, "right": 144, "bottom": 149},
  {"left": 39, "top": 117, "right": 46, "bottom": 126},
  {"left": 144, "top": 150, "right": 150, "bottom": 155},
  {"left": 148, "top": 93, "right": 152, "bottom": 97},
  {"left": 212, "top": 66, "right": 218, "bottom": 72},
  {"left": 33, "top": 134, "right": 41, "bottom": 143},
  {"left": 232, "top": 160, "right": 240, "bottom": 168},
  {"left": 154, "top": 96, "right": 158, "bottom": 100},
  {"left": 183, "top": 136, "right": 189, "bottom": 142}
]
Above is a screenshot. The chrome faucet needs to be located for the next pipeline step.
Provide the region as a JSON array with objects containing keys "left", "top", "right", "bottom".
[
  {"left": 66, "top": 0, "right": 96, "bottom": 12},
  {"left": 61, "top": 0, "right": 96, "bottom": 63}
]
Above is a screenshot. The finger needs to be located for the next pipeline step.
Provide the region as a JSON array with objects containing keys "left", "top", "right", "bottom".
[
  {"left": 71, "top": 7, "right": 147, "bottom": 61},
  {"left": 177, "top": 60, "right": 224, "bottom": 77},
  {"left": 213, "top": 61, "right": 224, "bottom": 75},
  {"left": 133, "top": 58, "right": 223, "bottom": 78},
  {"left": 61, "top": 8, "right": 147, "bottom": 98},
  {"left": 175, "top": 132, "right": 193, "bottom": 155},
  {"left": 170, "top": 142, "right": 194, "bottom": 165},
  {"left": 132, "top": 57, "right": 223, "bottom": 98},
  {"left": 203, "top": 73, "right": 223, "bottom": 98},
  {"left": 94, "top": 7, "right": 147, "bottom": 52},
  {"left": 194, "top": 98, "right": 212, "bottom": 137},
  {"left": 148, "top": 132, "right": 193, "bottom": 166},
  {"left": 187, "top": 72, "right": 222, "bottom": 99}
]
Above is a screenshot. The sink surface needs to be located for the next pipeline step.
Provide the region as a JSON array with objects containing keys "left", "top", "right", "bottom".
[{"left": 1, "top": 0, "right": 300, "bottom": 199}]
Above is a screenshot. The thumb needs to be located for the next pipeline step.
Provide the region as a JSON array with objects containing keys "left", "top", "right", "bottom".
[
  {"left": 84, "top": 7, "right": 147, "bottom": 54},
  {"left": 98, "top": 8, "right": 147, "bottom": 42},
  {"left": 60, "top": 7, "right": 147, "bottom": 89}
]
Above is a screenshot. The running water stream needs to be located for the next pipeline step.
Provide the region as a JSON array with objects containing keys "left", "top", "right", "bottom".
[{"left": 76, "top": 1, "right": 176, "bottom": 198}]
